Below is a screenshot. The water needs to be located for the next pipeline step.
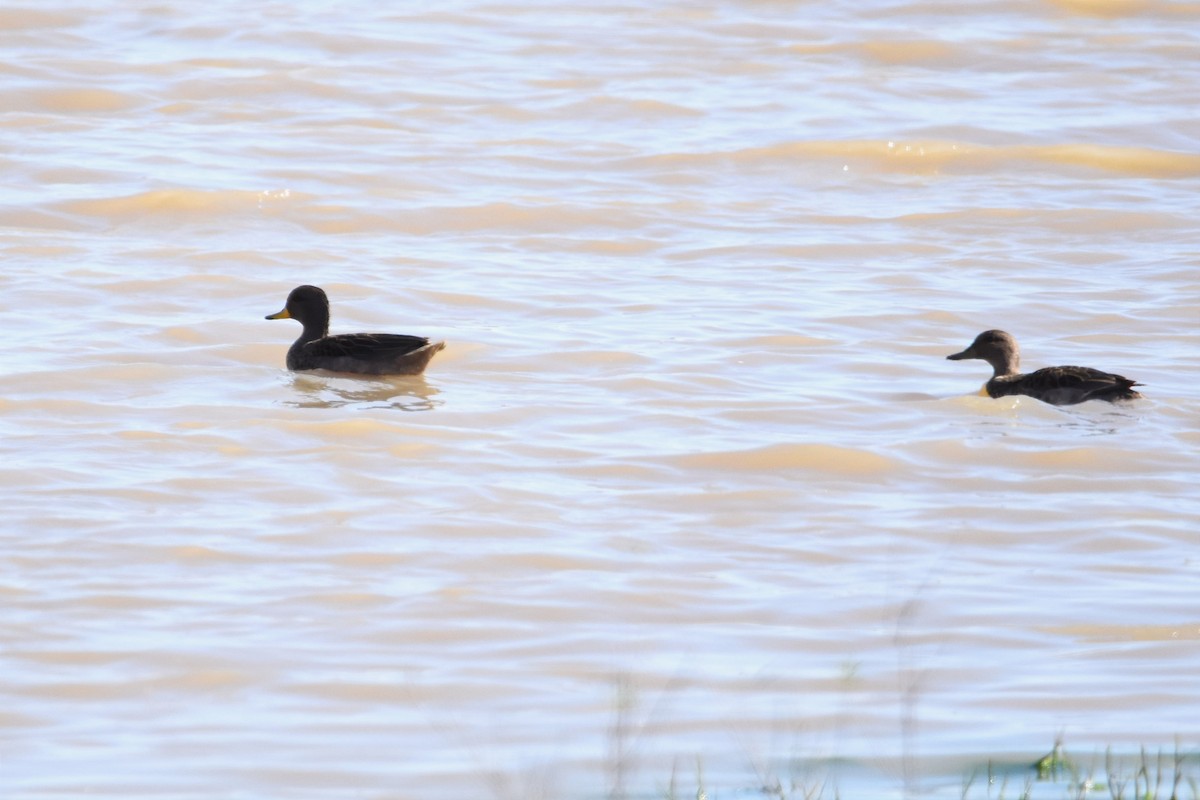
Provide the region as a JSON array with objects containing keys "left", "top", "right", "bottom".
[{"left": 2, "top": 2, "right": 1198, "bottom": 798}]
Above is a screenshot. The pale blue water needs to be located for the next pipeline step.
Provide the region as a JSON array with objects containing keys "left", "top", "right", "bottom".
[{"left": 1, "top": 2, "right": 1198, "bottom": 798}]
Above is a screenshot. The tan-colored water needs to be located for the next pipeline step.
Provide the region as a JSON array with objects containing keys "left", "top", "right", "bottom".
[{"left": 2, "top": 2, "right": 1198, "bottom": 797}]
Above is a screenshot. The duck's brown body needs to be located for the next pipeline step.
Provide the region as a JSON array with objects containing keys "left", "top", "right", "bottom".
[
  {"left": 947, "top": 330, "right": 1142, "bottom": 406},
  {"left": 266, "top": 285, "right": 444, "bottom": 376}
]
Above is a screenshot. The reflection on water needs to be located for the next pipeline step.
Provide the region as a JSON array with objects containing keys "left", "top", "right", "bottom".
[
  {"left": 283, "top": 372, "right": 443, "bottom": 411},
  {"left": 1055, "top": 407, "right": 1146, "bottom": 438}
]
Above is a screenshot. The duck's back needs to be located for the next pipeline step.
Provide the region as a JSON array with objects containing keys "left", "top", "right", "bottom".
[
  {"left": 288, "top": 333, "right": 445, "bottom": 375},
  {"left": 988, "top": 365, "right": 1142, "bottom": 405}
]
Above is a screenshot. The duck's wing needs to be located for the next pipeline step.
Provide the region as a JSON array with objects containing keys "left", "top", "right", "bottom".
[
  {"left": 1019, "top": 365, "right": 1142, "bottom": 405},
  {"left": 308, "top": 333, "right": 435, "bottom": 361}
]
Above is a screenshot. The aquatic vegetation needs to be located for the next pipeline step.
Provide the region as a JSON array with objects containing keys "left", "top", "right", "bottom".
[{"left": 642, "top": 739, "right": 1199, "bottom": 800}]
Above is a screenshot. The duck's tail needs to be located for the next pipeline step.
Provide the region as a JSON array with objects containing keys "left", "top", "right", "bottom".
[{"left": 1107, "top": 376, "right": 1143, "bottom": 401}]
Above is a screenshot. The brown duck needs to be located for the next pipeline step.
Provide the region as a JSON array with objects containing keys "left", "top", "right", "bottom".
[
  {"left": 266, "top": 285, "right": 444, "bottom": 375},
  {"left": 947, "top": 330, "right": 1142, "bottom": 405}
]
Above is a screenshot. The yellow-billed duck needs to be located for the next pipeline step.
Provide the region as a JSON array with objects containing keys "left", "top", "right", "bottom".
[
  {"left": 947, "top": 329, "right": 1142, "bottom": 405},
  {"left": 266, "top": 285, "right": 445, "bottom": 375}
]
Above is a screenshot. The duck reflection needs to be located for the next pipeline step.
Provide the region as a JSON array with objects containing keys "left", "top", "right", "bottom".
[{"left": 284, "top": 372, "right": 442, "bottom": 411}]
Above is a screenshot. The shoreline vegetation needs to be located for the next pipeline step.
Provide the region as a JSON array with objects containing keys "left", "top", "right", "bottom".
[
  {"left": 589, "top": 681, "right": 1196, "bottom": 799},
  {"left": 600, "top": 739, "right": 1200, "bottom": 800},
  {"left": 962, "top": 740, "right": 1197, "bottom": 800}
]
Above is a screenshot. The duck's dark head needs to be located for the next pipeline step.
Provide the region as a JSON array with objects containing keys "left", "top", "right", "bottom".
[
  {"left": 266, "top": 285, "right": 331, "bottom": 338},
  {"left": 947, "top": 329, "right": 1020, "bottom": 375}
]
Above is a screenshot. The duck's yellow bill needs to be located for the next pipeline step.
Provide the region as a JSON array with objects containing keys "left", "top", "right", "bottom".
[{"left": 265, "top": 308, "right": 291, "bottom": 320}]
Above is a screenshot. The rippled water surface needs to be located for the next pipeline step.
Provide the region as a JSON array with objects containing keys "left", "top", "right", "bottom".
[{"left": 2, "top": 2, "right": 1199, "bottom": 798}]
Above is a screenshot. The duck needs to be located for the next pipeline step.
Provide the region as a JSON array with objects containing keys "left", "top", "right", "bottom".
[
  {"left": 946, "top": 329, "right": 1142, "bottom": 405},
  {"left": 265, "top": 285, "right": 445, "bottom": 375}
]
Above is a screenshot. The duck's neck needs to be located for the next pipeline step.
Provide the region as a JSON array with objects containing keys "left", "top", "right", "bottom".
[
  {"left": 296, "top": 318, "right": 329, "bottom": 345},
  {"left": 987, "top": 350, "right": 1020, "bottom": 377}
]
